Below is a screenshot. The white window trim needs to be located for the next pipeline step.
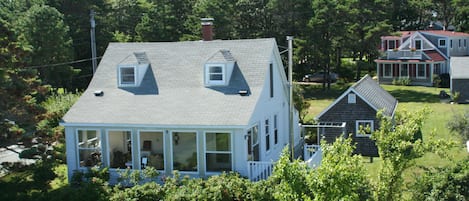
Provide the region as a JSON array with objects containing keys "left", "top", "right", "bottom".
[
  {"left": 273, "top": 114, "right": 279, "bottom": 145},
  {"left": 203, "top": 131, "right": 233, "bottom": 174},
  {"left": 438, "top": 39, "right": 446, "bottom": 48},
  {"left": 205, "top": 64, "right": 226, "bottom": 86},
  {"left": 383, "top": 64, "right": 393, "bottom": 78},
  {"left": 76, "top": 129, "right": 102, "bottom": 169},
  {"left": 170, "top": 130, "right": 199, "bottom": 173},
  {"left": 137, "top": 130, "right": 165, "bottom": 171},
  {"left": 106, "top": 129, "right": 133, "bottom": 169},
  {"left": 356, "top": 120, "right": 374, "bottom": 137},
  {"left": 416, "top": 64, "right": 426, "bottom": 79},
  {"left": 118, "top": 65, "right": 137, "bottom": 87}
]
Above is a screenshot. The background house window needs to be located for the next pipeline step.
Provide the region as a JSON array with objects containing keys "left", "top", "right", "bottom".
[
  {"left": 438, "top": 39, "right": 446, "bottom": 47},
  {"left": 356, "top": 120, "right": 374, "bottom": 137},
  {"left": 415, "top": 39, "right": 422, "bottom": 50},
  {"left": 400, "top": 64, "right": 409, "bottom": 77},
  {"left": 388, "top": 40, "right": 396, "bottom": 50},
  {"left": 77, "top": 130, "right": 101, "bottom": 167},
  {"left": 265, "top": 119, "right": 270, "bottom": 151},
  {"left": 119, "top": 66, "right": 136, "bottom": 85},
  {"left": 205, "top": 132, "right": 232, "bottom": 172},
  {"left": 108, "top": 130, "right": 132, "bottom": 169},
  {"left": 417, "top": 64, "right": 426, "bottom": 78},
  {"left": 384, "top": 64, "right": 392, "bottom": 78},
  {"left": 172, "top": 132, "right": 197, "bottom": 171}
]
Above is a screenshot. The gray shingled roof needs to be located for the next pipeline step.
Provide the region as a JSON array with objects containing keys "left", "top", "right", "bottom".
[
  {"left": 62, "top": 38, "right": 277, "bottom": 126},
  {"left": 451, "top": 57, "right": 469, "bottom": 79},
  {"left": 316, "top": 74, "right": 398, "bottom": 119},
  {"left": 351, "top": 75, "right": 398, "bottom": 117}
]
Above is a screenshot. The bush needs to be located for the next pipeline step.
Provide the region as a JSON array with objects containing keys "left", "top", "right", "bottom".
[
  {"left": 411, "top": 158, "right": 469, "bottom": 200},
  {"left": 392, "top": 78, "right": 411, "bottom": 86}
]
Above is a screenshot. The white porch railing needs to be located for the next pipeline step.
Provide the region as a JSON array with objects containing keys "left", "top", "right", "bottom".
[
  {"left": 246, "top": 145, "right": 323, "bottom": 181},
  {"left": 387, "top": 49, "right": 422, "bottom": 60},
  {"left": 247, "top": 161, "right": 274, "bottom": 181},
  {"left": 304, "top": 144, "right": 322, "bottom": 168}
]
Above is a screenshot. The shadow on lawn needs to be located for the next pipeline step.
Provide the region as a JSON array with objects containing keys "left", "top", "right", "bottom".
[{"left": 387, "top": 89, "right": 440, "bottom": 103}]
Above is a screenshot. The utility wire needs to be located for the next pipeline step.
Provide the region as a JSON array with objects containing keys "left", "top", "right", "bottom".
[{"left": 23, "top": 57, "right": 102, "bottom": 69}]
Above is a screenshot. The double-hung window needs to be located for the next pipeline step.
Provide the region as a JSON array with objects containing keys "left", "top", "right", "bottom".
[
  {"left": 119, "top": 66, "right": 137, "bottom": 86},
  {"left": 205, "top": 64, "right": 226, "bottom": 86},
  {"left": 415, "top": 39, "right": 422, "bottom": 50},
  {"left": 205, "top": 132, "right": 232, "bottom": 172},
  {"left": 356, "top": 120, "right": 373, "bottom": 137},
  {"left": 77, "top": 130, "right": 101, "bottom": 167},
  {"left": 400, "top": 64, "right": 409, "bottom": 77}
]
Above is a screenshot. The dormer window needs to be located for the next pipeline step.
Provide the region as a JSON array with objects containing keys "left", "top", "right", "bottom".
[
  {"left": 119, "top": 66, "right": 136, "bottom": 86},
  {"left": 205, "top": 64, "right": 226, "bottom": 86},
  {"left": 204, "top": 49, "right": 236, "bottom": 87}
]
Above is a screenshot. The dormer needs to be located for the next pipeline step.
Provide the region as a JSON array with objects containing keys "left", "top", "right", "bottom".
[
  {"left": 118, "top": 52, "right": 150, "bottom": 87},
  {"left": 204, "top": 49, "right": 236, "bottom": 86}
]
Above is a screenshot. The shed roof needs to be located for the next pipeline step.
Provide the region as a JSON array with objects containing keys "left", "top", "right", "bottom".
[{"left": 316, "top": 75, "right": 398, "bottom": 119}]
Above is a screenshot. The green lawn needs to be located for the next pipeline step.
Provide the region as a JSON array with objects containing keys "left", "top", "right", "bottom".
[{"left": 303, "top": 84, "right": 468, "bottom": 183}]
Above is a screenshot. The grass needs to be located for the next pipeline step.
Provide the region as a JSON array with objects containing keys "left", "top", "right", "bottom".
[{"left": 303, "top": 83, "right": 468, "bottom": 184}]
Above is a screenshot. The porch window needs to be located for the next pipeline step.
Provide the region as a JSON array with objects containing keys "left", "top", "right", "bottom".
[
  {"left": 400, "top": 64, "right": 409, "bottom": 77},
  {"left": 205, "top": 132, "right": 232, "bottom": 172},
  {"left": 383, "top": 64, "right": 392, "bottom": 78},
  {"left": 356, "top": 120, "right": 373, "bottom": 137},
  {"left": 417, "top": 64, "right": 426, "bottom": 78},
  {"left": 77, "top": 130, "right": 101, "bottom": 167},
  {"left": 172, "top": 132, "right": 197, "bottom": 172},
  {"left": 139, "top": 131, "right": 164, "bottom": 170},
  {"left": 415, "top": 39, "right": 422, "bottom": 50},
  {"left": 108, "top": 130, "right": 132, "bottom": 169}
]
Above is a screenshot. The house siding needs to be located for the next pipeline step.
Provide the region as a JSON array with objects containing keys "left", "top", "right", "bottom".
[{"left": 318, "top": 93, "right": 379, "bottom": 157}]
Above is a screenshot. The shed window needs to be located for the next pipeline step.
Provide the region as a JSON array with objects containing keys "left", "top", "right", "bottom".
[
  {"left": 356, "top": 120, "right": 373, "bottom": 137},
  {"left": 348, "top": 93, "right": 356, "bottom": 104}
]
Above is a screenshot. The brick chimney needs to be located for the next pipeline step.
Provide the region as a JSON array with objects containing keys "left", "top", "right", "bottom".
[{"left": 201, "top": 18, "right": 214, "bottom": 41}]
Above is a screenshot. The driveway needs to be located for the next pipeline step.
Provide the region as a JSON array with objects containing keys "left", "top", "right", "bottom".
[{"left": 0, "top": 144, "right": 36, "bottom": 177}]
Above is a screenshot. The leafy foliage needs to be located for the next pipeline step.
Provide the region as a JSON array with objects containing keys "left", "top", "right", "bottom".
[
  {"left": 447, "top": 110, "right": 469, "bottom": 142},
  {"left": 410, "top": 158, "right": 469, "bottom": 200}
]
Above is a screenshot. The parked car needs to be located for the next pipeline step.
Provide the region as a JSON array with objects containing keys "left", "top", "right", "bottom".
[{"left": 302, "top": 72, "right": 338, "bottom": 83}]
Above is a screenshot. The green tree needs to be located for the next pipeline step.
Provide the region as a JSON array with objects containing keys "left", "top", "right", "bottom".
[
  {"left": 15, "top": 4, "right": 77, "bottom": 89},
  {"left": 447, "top": 110, "right": 469, "bottom": 143},
  {"left": 309, "top": 137, "right": 372, "bottom": 201},
  {"left": 373, "top": 108, "right": 455, "bottom": 200},
  {"left": 0, "top": 15, "right": 48, "bottom": 140}
]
